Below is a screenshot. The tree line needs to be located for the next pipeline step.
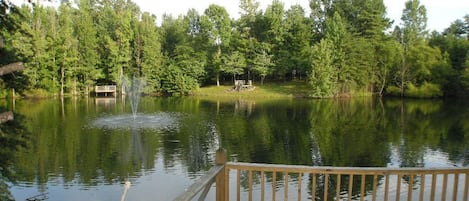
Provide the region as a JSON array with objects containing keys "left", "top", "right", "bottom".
[{"left": 0, "top": 0, "right": 468, "bottom": 97}]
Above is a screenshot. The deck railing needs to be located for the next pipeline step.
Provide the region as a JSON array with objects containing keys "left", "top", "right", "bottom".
[
  {"left": 94, "top": 85, "right": 117, "bottom": 96},
  {"left": 174, "top": 149, "right": 469, "bottom": 201}
]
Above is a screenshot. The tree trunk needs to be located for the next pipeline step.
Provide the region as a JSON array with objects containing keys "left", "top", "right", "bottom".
[
  {"left": 0, "top": 62, "right": 24, "bottom": 76},
  {"left": 60, "top": 66, "right": 65, "bottom": 97}
]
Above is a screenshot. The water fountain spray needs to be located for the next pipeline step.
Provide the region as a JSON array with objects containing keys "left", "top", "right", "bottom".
[{"left": 122, "top": 76, "right": 146, "bottom": 119}]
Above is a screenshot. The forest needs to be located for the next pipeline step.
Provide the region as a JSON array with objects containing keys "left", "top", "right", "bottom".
[{"left": 0, "top": 0, "right": 468, "bottom": 98}]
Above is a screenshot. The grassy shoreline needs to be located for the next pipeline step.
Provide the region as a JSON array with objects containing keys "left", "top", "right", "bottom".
[{"left": 192, "top": 81, "right": 311, "bottom": 99}]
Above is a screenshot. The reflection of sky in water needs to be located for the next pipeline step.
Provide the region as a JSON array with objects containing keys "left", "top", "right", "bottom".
[
  {"left": 89, "top": 112, "right": 181, "bottom": 131},
  {"left": 388, "top": 145, "right": 462, "bottom": 168},
  {"left": 10, "top": 153, "right": 205, "bottom": 201}
]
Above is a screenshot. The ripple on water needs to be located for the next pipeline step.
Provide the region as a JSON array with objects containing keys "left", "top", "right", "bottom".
[{"left": 90, "top": 112, "right": 181, "bottom": 131}]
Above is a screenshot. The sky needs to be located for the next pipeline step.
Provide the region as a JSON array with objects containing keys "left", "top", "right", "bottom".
[
  {"left": 9, "top": 0, "right": 469, "bottom": 32},
  {"left": 133, "top": 0, "right": 469, "bottom": 32}
]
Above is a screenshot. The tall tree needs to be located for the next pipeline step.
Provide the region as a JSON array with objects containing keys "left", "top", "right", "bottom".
[
  {"left": 309, "top": 0, "right": 331, "bottom": 42},
  {"left": 401, "top": 0, "right": 427, "bottom": 46},
  {"left": 96, "top": 0, "right": 134, "bottom": 92},
  {"left": 27, "top": 5, "right": 54, "bottom": 93},
  {"left": 309, "top": 39, "right": 337, "bottom": 97},
  {"left": 324, "top": 12, "right": 347, "bottom": 94},
  {"left": 75, "top": 0, "right": 101, "bottom": 95},
  {"left": 222, "top": 51, "right": 246, "bottom": 83},
  {"left": 133, "top": 12, "right": 164, "bottom": 93},
  {"left": 278, "top": 5, "right": 311, "bottom": 80},
  {"left": 395, "top": 0, "right": 430, "bottom": 96},
  {"left": 202, "top": 4, "right": 231, "bottom": 86},
  {"left": 251, "top": 44, "right": 274, "bottom": 85},
  {"left": 56, "top": 2, "right": 78, "bottom": 96}
]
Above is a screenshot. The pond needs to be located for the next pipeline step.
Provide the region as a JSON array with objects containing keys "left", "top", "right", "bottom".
[{"left": 0, "top": 97, "right": 468, "bottom": 200}]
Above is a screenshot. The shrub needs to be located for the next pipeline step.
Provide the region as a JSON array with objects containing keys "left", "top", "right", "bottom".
[
  {"left": 405, "top": 82, "right": 442, "bottom": 98},
  {"left": 385, "top": 86, "right": 402, "bottom": 96}
]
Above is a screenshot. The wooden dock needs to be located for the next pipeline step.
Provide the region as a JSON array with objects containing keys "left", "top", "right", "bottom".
[
  {"left": 95, "top": 85, "right": 117, "bottom": 96},
  {"left": 174, "top": 149, "right": 469, "bottom": 201}
]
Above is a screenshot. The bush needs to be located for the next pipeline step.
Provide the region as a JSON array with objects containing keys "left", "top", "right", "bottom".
[
  {"left": 161, "top": 65, "right": 199, "bottom": 96},
  {"left": 385, "top": 86, "right": 402, "bottom": 96},
  {"left": 405, "top": 82, "right": 443, "bottom": 98},
  {"left": 23, "top": 89, "right": 54, "bottom": 98}
]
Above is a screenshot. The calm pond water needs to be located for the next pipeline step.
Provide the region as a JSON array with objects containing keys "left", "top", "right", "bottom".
[{"left": 0, "top": 97, "right": 468, "bottom": 200}]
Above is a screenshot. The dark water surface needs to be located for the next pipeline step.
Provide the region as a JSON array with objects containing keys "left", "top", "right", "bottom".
[{"left": 1, "top": 97, "right": 468, "bottom": 200}]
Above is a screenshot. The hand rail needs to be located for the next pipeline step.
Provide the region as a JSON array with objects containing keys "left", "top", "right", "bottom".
[
  {"left": 173, "top": 150, "right": 469, "bottom": 201},
  {"left": 173, "top": 149, "right": 227, "bottom": 201},
  {"left": 173, "top": 165, "right": 224, "bottom": 201},
  {"left": 225, "top": 162, "right": 469, "bottom": 201}
]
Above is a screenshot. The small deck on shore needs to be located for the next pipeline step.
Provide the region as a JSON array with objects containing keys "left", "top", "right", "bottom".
[
  {"left": 95, "top": 85, "right": 117, "bottom": 97},
  {"left": 174, "top": 149, "right": 469, "bottom": 201}
]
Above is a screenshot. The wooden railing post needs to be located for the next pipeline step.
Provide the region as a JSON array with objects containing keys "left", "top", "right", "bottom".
[{"left": 216, "top": 148, "right": 227, "bottom": 201}]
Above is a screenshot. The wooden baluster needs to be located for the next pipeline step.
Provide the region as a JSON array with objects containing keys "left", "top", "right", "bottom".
[
  {"left": 216, "top": 149, "right": 227, "bottom": 201},
  {"left": 372, "top": 174, "right": 378, "bottom": 201},
  {"left": 419, "top": 174, "right": 425, "bottom": 201},
  {"left": 430, "top": 174, "right": 437, "bottom": 201},
  {"left": 284, "top": 172, "right": 288, "bottom": 201},
  {"left": 360, "top": 174, "right": 365, "bottom": 201},
  {"left": 312, "top": 173, "right": 317, "bottom": 201},
  {"left": 384, "top": 174, "right": 389, "bottom": 201},
  {"left": 336, "top": 174, "right": 341, "bottom": 201},
  {"left": 452, "top": 173, "right": 459, "bottom": 201},
  {"left": 324, "top": 174, "right": 329, "bottom": 201},
  {"left": 298, "top": 172, "right": 302, "bottom": 201},
  {"left": 261, "top": 171, "right": 265, "bottom": 201},
  {"left": 408, "top": 174, "right": 414, "bottom": 201},
  {"left": 441, "top": 173, "right": 448, "bottom": 201},
  {"left": 396, "top": 174, "right": 402, "bottom": 201}
]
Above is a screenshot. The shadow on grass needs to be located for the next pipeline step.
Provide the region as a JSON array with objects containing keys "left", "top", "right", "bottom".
[{"left": 260, "top": 80, "right": 310, "bottom": 98}]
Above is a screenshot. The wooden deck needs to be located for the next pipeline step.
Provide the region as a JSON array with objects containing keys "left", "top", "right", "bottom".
[
  {"left": 95, "top": 85, "right": 117, "bottom": 96},
  {"left": 174, "top": 149, "right": 469, "bottom": 201}
]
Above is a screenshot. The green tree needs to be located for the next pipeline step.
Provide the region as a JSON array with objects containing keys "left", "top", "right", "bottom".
[
  {"left": 262, "top": 0, "right": 284, "bottom": 79},
  {"left": 251, "top": 45, "right": 274, "bottom": 85},
  {"left": 202, "top": 4, "right": 231, "bottom": 86},
  {"left": 392, "top": 0, "right": 431, "bottom": 96},
  {"left": 75, "top": 0, "right": 101, "bottom": 95},
  {"left": 161, "top": 14, "right": 186, "bottom": 58},
  {"left": 278, "top": 5, "right": 312, "bottom": 80},
  {"left": 401, "top": 0, "right": 427, "bottom": 46},
  {"left": 374, "top": 39, "right": 402, "bottom": 96},
  {"left": 221, "top": 51, "right": 246, "bottom": 83},
  {"left": 160, "top": 13, "right": 206, "bottom": 95},
  {"left": 56, "top": 2, "right": 78, "bottom": 96},
  {"left": 331, "top": 0, "right": 393, "bottom": 96},
  {"left": 133, "top": 12, "right": 164, "bottom": 93},
  {"left": 430, "top": 18, "right": 469, "bottom": 96},
  {"left": 324, "top": 12, "right": 347, "bottom": 94},
  {"left": 19, "top": 5, "right": 57, "bottom": 94},
  {"left": 309, "top": 39, "right": 337, "bottom": 97},
  {"left": 309, "top": 0, "right": 331, "bottom": 42},
  {"left": 96, "top": 0, "right": 134, "bottom": 91}
]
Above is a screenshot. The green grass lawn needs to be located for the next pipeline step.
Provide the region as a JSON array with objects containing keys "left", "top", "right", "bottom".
[{"left": 192, "top": 81, "right": 311, "bottom": 98}]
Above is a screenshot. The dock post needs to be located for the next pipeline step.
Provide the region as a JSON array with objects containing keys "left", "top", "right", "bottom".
[{"left": 215, "top": 148, "right": 227, "bottom": 201}]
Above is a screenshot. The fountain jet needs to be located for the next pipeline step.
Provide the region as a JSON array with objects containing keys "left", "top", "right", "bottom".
[{"left": 123, "top": 76, "right": 146, "bottom": 119}]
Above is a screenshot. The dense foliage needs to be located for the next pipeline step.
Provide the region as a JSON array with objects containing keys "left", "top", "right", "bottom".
[{"left": 0, "top": 0, "right": 468, "bottom": 97}]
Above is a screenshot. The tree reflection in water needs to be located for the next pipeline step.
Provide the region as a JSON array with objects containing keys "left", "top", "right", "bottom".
[
  {"left": 0, "top": 110, "right": 29, "bottom": 201},
  {"left": 2, "top": 97, "right": 469, "bottom": 200}
]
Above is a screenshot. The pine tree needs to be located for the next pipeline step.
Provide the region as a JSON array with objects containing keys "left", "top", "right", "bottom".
[
  {"left": 75, "top": 0, "right": 101, "bottom": 95},
  {"left": 202, "top": 4, "right": 231, "bottom": 86}
]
